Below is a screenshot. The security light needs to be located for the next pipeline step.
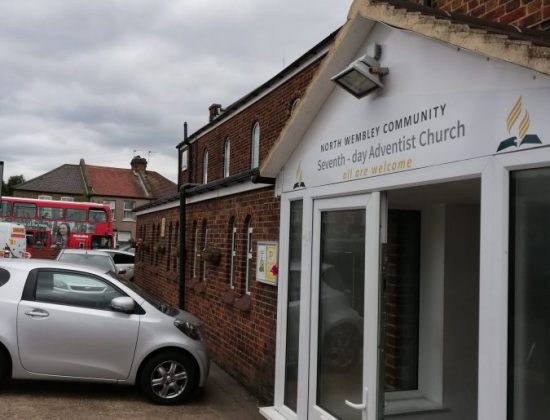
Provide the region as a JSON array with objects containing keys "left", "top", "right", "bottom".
[{"left": 331, "top": 46, "right": 388, "bottom": 98}]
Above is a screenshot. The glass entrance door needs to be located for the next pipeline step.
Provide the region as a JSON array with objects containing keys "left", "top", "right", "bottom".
[{"left": 309, "top": 193, "right": 381, "bottom": 420}]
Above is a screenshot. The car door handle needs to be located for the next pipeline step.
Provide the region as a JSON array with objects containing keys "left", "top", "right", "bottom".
[{"left": 25, "top": 309, "right": 49, "bottom": 318}]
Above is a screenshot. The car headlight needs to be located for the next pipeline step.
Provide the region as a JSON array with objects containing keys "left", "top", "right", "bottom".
[{"left": 174, "top": 319, "right": 202, "bottom": 341}]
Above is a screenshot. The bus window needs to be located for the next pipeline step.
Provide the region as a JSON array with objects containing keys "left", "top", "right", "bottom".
[
  {"left": 1, "top": 201, "right": 10, "bottom": 216},
  {"left": 66, "top": 208, "right": 86, "bottom": 221},
  {"left": 39, "top": 207, "right": 64, "bottom": 220},
  {"left": 13, "top": 203, "right": 36, "bottom": 218},
  {"left": 89, "top": 209, "right": 107, "bottom": 223}
]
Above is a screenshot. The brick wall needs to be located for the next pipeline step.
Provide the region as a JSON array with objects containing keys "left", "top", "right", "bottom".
[
  {"left": 184, "top": 58, "right": 324, "bottom": 185},
  {"left": 409, "top": 0, "right": 550, "bottom": 29},
  {"left": 134, "top": 53, "right": 325, "bottom": 402},
  {"left": 135, "top": 186, "right": 280, "bottom": 402}
]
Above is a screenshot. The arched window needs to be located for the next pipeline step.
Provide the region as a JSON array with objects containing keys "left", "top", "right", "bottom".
[
  {"left": 251, "top": 122, "right": 260, "bottom": 169},
  {"left": 203, "top": 149, "right": 209, "bottom": 184},
  {"left": 244, "top": 216, "right": 253, "bottom": 295},
  {"left": 229, "top": 217, "right": 237, "bottom": 289},
  {"left": 224, "top": 138, "right": 231, "bottom": 178},
  {"left": 290, "top": 97, "right": 301, "bottom": 115}
]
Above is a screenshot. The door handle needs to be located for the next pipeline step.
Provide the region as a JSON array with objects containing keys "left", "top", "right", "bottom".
[
  {"left": 345, "top": 386, "right": 368, "bottom": 412},
  {"left": 345, "top": 400, "right": 366, "bottom": 410},
  {"left": 25, "top": 309, "right": 49, "bottom": 318}
]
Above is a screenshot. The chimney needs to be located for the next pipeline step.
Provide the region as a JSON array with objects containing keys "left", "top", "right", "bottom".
[
  {"left": 131, "top": 155, "right": 148, "bottom": 172},
  {"left": 209, "top": 104, "right": 223, "bottom": 122}
]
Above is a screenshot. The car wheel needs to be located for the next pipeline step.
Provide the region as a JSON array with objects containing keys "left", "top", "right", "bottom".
[
  {"left": 140, "top": 351, "right": 198, "bottom": 405},
  {"left": 323, "top": 324, "right": 359, "bottom": 371}
]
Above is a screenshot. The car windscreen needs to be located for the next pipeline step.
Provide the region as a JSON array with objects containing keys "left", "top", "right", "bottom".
[
  {"left": 0, "top": 267, "right": 10, "bottom": 287},
  {"left": 58, "top": 254, "right": 116, "bottom": 273},
  {"left": 121, "top": 280, "right": 179, "bottom": 316}
]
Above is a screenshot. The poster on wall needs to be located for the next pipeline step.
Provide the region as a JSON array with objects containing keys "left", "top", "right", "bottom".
[{"left": 256, "top": 241, "right": 279, "bottom": 286}]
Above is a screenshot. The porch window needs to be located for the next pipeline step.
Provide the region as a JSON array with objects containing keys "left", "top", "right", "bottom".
[{"left": 509, "top": 168, "right": 550, "bottom": 420}]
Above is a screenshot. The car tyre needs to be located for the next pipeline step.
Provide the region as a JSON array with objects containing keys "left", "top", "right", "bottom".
[{"left": 140, "top": 351, "right": 198, "bottom": 405}]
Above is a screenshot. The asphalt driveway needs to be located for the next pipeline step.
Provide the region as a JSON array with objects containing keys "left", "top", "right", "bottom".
[{"left": 0, "top": 362, "right": 264, "bottom": 420}]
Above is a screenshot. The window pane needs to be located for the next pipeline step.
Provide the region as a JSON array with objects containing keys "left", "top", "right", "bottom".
[
  {"left": 89, "top": 209, "right": 107, "bottom": 223},
  {"left": 284, "top": 200, "right": 303, "bottom": 411},
  {"left": 509, "top": 168, "right": 550, "bottom": 419},
  {"left": 36, "top": 271, "right": 123, "bottom": 310},
  {"left": 39, "top": 207, "right": 64, "bottom": 220},
  {"left": 66, "top": 208, "right": 86, "bottom": 221},
  {"left": 384, "top": 210, "right": 420, "bottom": 392},
  {"left": 1, "top": 201, "right": 10, "bottom": 216},
  {"left": 251, "top": 123, "right": 260, "bottom": 168},
  {"left": 14, "top": 203, "right": 36, "bottom": 217},
  {"left": 317, "top": 209, "right": 365, "bottom": 420}
]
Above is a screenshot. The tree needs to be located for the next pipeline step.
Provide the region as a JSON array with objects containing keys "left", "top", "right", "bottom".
[{"left": 1, "top": 175, "right": 26, "bottom": 196}]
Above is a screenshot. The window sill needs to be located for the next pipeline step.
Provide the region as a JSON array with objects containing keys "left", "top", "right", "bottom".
[
  {"left": 122, "top": 219, "right": 136, "bottom": 222},
  {"left": 384, "top": 397, "right": 446, "bottom": 417},
  {"left": 259, "top": 406, "right": 288, "bottom": 420}
]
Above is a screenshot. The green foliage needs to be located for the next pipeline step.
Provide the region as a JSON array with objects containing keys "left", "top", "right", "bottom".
[{"left": 1, "top": 175, "right": 26, "bottom": 196}]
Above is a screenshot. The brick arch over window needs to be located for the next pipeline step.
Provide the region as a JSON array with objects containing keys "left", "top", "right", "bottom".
[{"left": 251, "top": 122, "right": 260, "bottom": 169}]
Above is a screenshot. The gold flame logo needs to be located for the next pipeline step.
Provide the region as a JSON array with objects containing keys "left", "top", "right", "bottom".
[
  {"left": 497, "top": 96, "right": 541, "bottom": 152},
  {"left": 507, "top": 96, "right": 530, "bottom": 143}
]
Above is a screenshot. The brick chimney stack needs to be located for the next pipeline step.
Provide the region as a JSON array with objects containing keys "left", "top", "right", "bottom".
[
  {"left": 131, "top": 155, "right": 148, "bottom": 172},
  {"left": 209, "top": 104, "right": 223, "bottom": 122}
]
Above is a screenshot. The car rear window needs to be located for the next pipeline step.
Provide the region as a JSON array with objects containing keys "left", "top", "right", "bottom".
[{"left": 0, "top": 268, "right": 10, "bottom": 287}]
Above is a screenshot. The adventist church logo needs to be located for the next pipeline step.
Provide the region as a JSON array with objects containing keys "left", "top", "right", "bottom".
[{"left": 497, "top": 96, "right": 542, "bottom": 152}]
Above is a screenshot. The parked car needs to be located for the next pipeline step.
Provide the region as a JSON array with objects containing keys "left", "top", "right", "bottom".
[
  {"left": 100, "top": 249, "right": 135, "bottom": 281},
  {"left": 0, "top": 259, "right": 209, "bottom": 404},
  {"left": 56, "top": 249, "right": 123, "bottom": 278}
]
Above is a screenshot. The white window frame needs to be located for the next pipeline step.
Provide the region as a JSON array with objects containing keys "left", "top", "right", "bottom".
[
  {"left": 103, "top": 200, "right": 116, "bottom": 221},
  {"left": 224, "top": 138, "right": 231, "bottom": 178},
  {"left": 230, "top": 221, "right": 237, "bottom": 289},
  {"left": 202, "top": 226, "right": 208, "bottom": 282},
  {"left": 181, "top": 147, "right": 188, "bottom": 171},
  {"left": 193, "top": 226, "right": 199, "bottom": 279},
  {"left": 251, "top": 122, "right": 260, "bottom": 169},
  {"left": 245, "top": 222, "right": 253, "bottom": 295},
  {"left": 123, "top": 200, "right": 135, "bottom": 221},
  {"left": 203, "top": 150, "right": 209, "bottom": 184},
  {"left": 266, "top": 151, "right": 534, "bottom": 420}
]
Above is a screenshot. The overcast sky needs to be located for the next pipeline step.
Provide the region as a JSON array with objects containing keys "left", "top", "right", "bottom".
[{"left": 0, "top": 0, "right": 349, "bottom": 183}]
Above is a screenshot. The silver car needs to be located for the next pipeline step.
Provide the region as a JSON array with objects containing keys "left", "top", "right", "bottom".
[{"left": 0, "top": 259, "right": 209, "bottom": 405}]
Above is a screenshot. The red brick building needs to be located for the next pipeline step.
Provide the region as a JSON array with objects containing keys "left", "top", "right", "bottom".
[
  {"left": 135, "top": 0, "right": 550, "bottom": 410},
  {"left": 134, "top": 32, "right": 337, "bottom": 402}
]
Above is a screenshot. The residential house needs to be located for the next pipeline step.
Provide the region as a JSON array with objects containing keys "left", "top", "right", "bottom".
[{"left": 14, "top": 156, "right": 175, "bottom": 246}]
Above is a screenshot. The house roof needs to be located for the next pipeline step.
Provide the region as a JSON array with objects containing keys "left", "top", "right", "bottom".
[
  {"left": 261, "top": 0, "right": 550, "bottom": 177},
  {"left": 15, "top": 161, "right": 176, "bottom": 200},
  {"left": 15, "top": 164, "right": 86, "bottom": 195},
  {"left": 84, "top": 165, "right": 175, "bottom": 199}
]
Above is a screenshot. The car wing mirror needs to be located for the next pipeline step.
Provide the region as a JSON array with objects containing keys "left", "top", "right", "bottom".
[{"left": 111, "top": 296, "right": 135, "bottom": 314}]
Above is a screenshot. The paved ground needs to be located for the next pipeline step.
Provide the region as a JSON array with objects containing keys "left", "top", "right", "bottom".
[{"left": 0, "top": 362, "right": 264, "bottom": 420}]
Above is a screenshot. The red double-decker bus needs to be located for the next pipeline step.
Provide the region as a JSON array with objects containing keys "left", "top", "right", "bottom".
[{"left": 0, "top": 197, "right": 114, "bottom": 253}]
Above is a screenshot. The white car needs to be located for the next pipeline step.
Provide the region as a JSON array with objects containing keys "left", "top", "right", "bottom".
[
  {"left": 0, "top": 259, "right": 209, "bottom": 405},
  {"left": 100, "top": 249, "right": 135, "bottom": 281}
]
